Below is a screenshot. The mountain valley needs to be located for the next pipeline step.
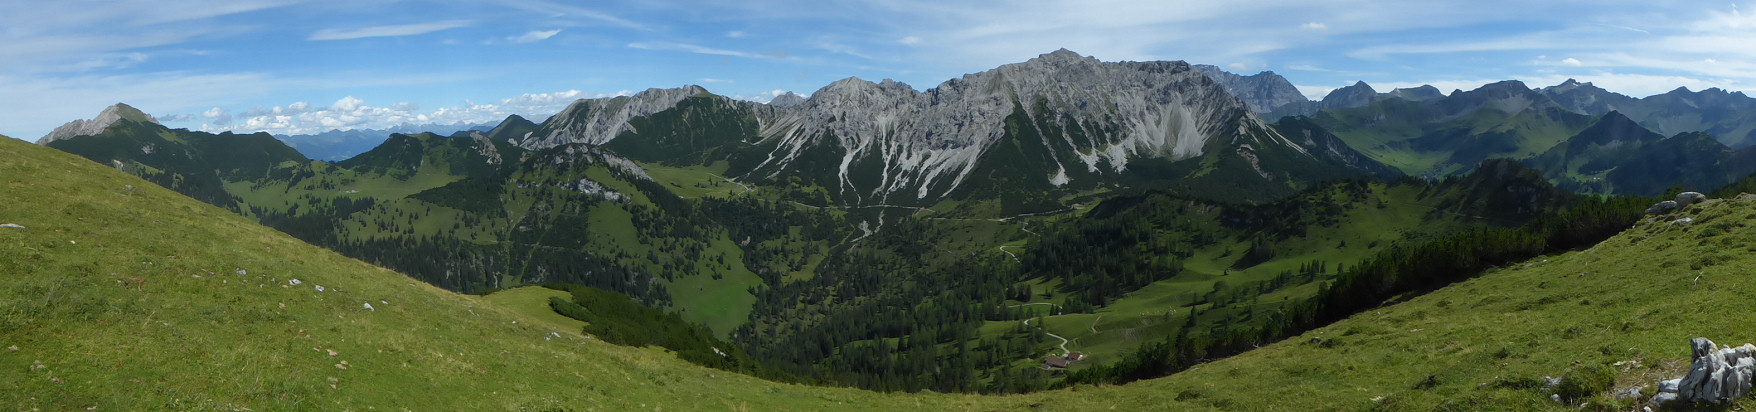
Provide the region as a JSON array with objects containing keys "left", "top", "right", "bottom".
[{"left": 12, "top": 49, "right": 1756, "bottom": 410}]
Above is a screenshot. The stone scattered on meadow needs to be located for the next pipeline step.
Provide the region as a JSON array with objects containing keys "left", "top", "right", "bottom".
[
  {"left": 1646, "top": 200, "right": 1678, "bottom": 215},
  {"left": 1676, "top": 191, "right": 1706, "bottom": 207}
]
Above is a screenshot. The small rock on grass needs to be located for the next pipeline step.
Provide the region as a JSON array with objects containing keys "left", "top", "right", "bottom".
[{"left": 0, "top": 223, "right": 24, "bottom": 229}]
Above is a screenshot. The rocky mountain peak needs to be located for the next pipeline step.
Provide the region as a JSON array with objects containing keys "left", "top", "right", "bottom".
[
  {"left": 749, "top": 49, "right": 1285, "bottom": 202},
  {"left": 1192, "top": 64, "right": 1309, "bottom": 113},
  {"left": 37, "top": 103, "right": 160, "bottom": 145},
  {"left": 487, "top": 114, "right": 539, "bottom": 143},
  {"left": 1033, "top": 48, "right": 1093, "bottom": 65},
  {"left": 1319, "top": 81, "right": 1378, "bottom": 107},
  {"left": 517, "top": 85, "right": 718, "bottom": 150},
  {"left": 1471, "top": 80, "right": 1533, "bottom": 96},
  {"left": 1385, "top": 85, "right": 1444, "bottom": 101},
  {"left": 768, "top": 92, "right": 806, "bottom": 108}
]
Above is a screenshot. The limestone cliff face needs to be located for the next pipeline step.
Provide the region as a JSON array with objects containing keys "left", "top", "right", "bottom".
[
  {"left": 37, "top": 103, "right": 160, "bottom": 145},
  {"left": 1192, "top": 65, "right": 1307, "bottom": 113},
  {"left": 746, "top": 49, "right": 1297, "bottom": 201},
  {"left": 518, "top": 50, "right": 1338, "bottom": 204},
  {"left": 516, "top": 86, "right": 711, "bottom": 149}
]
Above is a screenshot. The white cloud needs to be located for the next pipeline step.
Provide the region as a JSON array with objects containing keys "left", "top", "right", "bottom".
[
  {"left": 1227, "top": 62, "right": 1250, "bottom": 71},
  {"left": 308, "top": 20, "right": 474, "bottom": 41},
  {"left": 726, "top": 30, "right": 747, "bottom": 38},
  {"left": 900, "top": 36, "right": 922, "bottom": 46},
  {"left": 1561, "top": 57, "right": 1583, "bottom": 66},
  {"left": 332, "top": 96, "right": 364, "bottom": 111},
  {"left": 202, "top": 107, "right": 232, "bottom": 125},
  {"left": 0, "top": 70, "right": 283, "bottom": 139},
  {"left": 510, "top": 29, "right": 562, "bottom": 44},
  {"left": 1287, "top": 64, "right": 1330, "bottom": 72},
  {"left": 1301, "top": 22, "right": 1328, "bottom": 30},
  {"left": 193, "top": 88, "right": 634, "bottom": 136}
]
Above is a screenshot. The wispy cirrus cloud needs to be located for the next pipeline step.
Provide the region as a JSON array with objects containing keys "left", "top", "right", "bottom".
[
  {"left": 495, "top": 0, "right": 649, "bottom": 30},
  {"left": 510, "top": 29, "right": 563, "bottom": 44},
  {"left": 309, "top": 20, "right": 475, "bottom": 41},
  {"left": 628, "top": 41, "right": 762, "bottom": 58}
]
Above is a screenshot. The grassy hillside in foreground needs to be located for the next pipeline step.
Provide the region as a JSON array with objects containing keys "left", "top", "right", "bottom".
[
  {"left": 12, "top": 130, "right": 1756, "bottom": 409},
  {"left": 0, "top": 135, "right": 1058, "bottom": 410},
  {"left": 1110, "top": 196, "right": 1756, "bottom": 410}
]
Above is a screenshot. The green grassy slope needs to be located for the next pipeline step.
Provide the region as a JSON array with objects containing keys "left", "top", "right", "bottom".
[
  {"left": 1088, "top": 196, "right": 1756, "bottom": 410},
  {"left": 0, "top": 123, "right": 1096, "bottom": 410},
  {"left": 11, "top": 117, "right": 1755, "bottom": 410},
  {"left": 1309, "top": 84, "right": 1594, "bottom": 177}
]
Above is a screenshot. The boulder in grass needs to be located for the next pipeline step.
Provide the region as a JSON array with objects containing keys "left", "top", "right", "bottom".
[
  {"left": 1676, "top": 192, "right": 1706, "bottom": 207},
  {"left": 1646, "top": 201, "right": 1679, "bottom": 215},
  {"left": 1667, "top": 338, "right": 1756, "bottom": 405}
]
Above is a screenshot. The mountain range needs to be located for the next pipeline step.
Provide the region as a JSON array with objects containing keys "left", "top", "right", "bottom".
[
  {"left": 276, "top": 121, "right": 501, "bottom": 161},
  {"left": 21, "top": 49, "right": 1756, "bottom": 404}
]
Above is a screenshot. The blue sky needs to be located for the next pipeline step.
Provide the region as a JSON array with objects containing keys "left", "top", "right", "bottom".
[{"left": 4, "top": 0, "right": 1755, "bottom": 139}]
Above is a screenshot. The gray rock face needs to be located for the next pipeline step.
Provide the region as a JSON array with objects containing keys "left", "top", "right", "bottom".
[
  {"left": 37, "top": 103, "right": 160, "bottom": 145},
  {"left": 1648, "top": 391, "right": 1678, "bottom": 406},
  {"left": 1262, "top": 81, "right": 1386, "bottom": 119},
  {"left": 520, "top": 49, "right": 1301, "bottom": 204},
  {"left": 754, "top": 49, "right": 1290, "bottom": 202},
  {"left": 1191, "top": 65, "right": 1307, "bottom": 113},
  {"left": 467, "top": 131, "right": 502, "bottom": 166},
  {"left": 1656, "top": 338, "right": 1756, "bottom": 406},
  {"left": 1676, "top": 191, "right": 1706, "bottom": 207},
  {"left": 768, "top": 92, "right": 806, "bottom": 108},
  {"left": 518, "top": 86, "right": 710, "bottom": 149},
  {"left": 1650, "top": 200, "right": 1678, "bottom": 215}
]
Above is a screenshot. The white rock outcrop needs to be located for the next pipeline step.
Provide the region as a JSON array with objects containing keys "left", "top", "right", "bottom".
[{"left": 1652, "top": 337, "right": 1756, "bottom": 406}]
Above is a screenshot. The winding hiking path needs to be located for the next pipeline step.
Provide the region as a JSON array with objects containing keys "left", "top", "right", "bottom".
[
  {"left": 707, "top": 173, "right": 753, "bottom": 193},
  {"left": 998, "top": 245, "right": 1020, "bottom": 262},
  {"left": 1022, "top": 317, "right": 1071, "bottom": 357}
]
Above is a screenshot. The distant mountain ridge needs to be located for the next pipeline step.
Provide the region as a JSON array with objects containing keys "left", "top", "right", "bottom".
[
  {"left": 1190, "top": 65, "right": 1308, "bottom": 113},
  {"left": 519, "top": 49, "right": 1393, "bottom": 208},
  {"left": 1188, "top": 67, "right": 1756, "bottom": 150},
  {"left": 276, "top": 120, "right": 499, "bottom": 161},
  {"left": 1537, "top": 79, "right": 1756, "bottom": 148}
]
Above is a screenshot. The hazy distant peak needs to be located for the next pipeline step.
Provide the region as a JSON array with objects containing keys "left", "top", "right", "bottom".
[{"left": 768, "top": 92, "right": 806, "bottom": 107}]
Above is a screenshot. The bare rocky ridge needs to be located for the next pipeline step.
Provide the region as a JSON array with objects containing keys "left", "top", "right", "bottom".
[
  {"left": 521, "top": 49, "right": 1308, "bottom": 203},
  {"left": 767, "top": 92, "right": 806, "bottom": 108},
  {"left": 753, "top": 49, "right": 1297, "bottom": 201},
  {"left": 37, "top": 103, "right": 159, "bottom": 145},
  {"left": 1191, "top": 65, "right": 1308, "bottom": 113},
  {"left": 516, "top": 85, "right": 710, "bottom": 149}
]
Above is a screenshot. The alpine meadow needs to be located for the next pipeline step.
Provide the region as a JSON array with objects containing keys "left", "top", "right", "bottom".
[{"left": 10, "top": 1, "right": 1756, "bottom": 410}]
